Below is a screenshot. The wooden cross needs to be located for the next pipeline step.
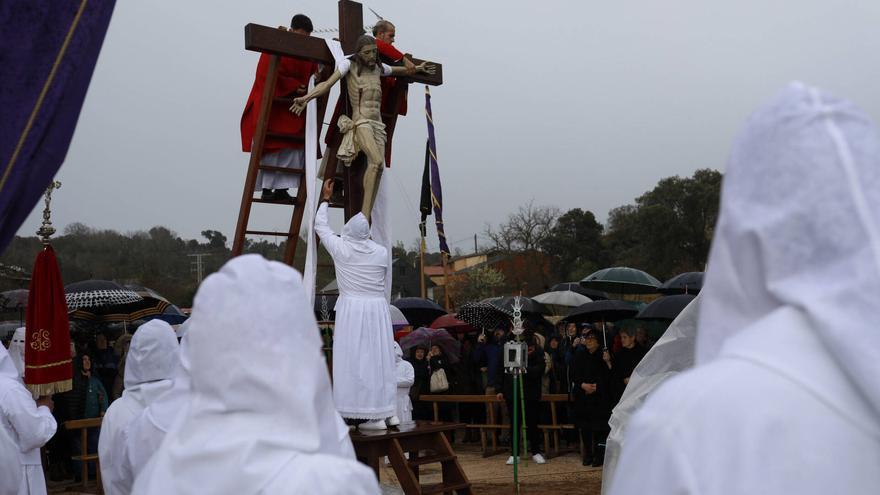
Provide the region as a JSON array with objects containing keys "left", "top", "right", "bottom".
[{"left": 232, "top": 0, "right": 442, "bottom": 261}]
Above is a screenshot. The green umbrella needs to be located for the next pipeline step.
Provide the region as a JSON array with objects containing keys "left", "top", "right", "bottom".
[{"left": 580, "top": 267, "right": 661, "bottom": 295}]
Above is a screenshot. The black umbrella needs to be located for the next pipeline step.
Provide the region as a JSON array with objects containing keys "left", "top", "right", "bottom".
[
  {"left": 564, "top": 299, "right": 639, "bottom": 349},
  {"left": 564, "top": 299, "right": 639, "bottom": 324},
  {"left": 391, "top": 297, "right": 447, "bottom": 328},
  {"left": 636, "top": 294, "right": 696, "bottom": 321},
  {"left": 580, "top": 267, "right": 661, "bottom": 295},
  {"left": 488, "top": 296, "right": 550, "bottom": 318},
  {"left": 65, "top": 280, "right": 142, "bottom": 311},
  {"left": 550, "top": 282, "right": 609, "bottom": 300},
  {"left": 0, "top": 289, "right": 28, "bottom": 310},
  {"left": 658, "top": 272, "right": 704, "bottom": 295}
]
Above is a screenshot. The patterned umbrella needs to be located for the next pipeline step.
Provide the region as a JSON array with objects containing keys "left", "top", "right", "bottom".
[
  {"left": 65, "top": 280, "right": 142, "bottom": 311},
  {"left": 458, "top": 300, "right": 509, "bottom": 330},
  {"left": 580, "top": 267, "right": 661, "bottom": 295},
  {"left": 67, "top": 280, "right": 172, "bottom": 323}
]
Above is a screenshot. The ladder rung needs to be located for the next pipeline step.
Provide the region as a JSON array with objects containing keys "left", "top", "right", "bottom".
[
  {"left": 245, "top": 230, "right": 291, "bottom": 237},
  {"left": 265, "top": 131, "right": 304, "bottom": 143},
  {"left": 407, "top": 454, "right": 455, "bottom": 467},
  {"left": 328, "top": 202, "right": 345, "bottom": 208},
  {"left": 252, "top": 197, "right": 299, "bottom": 206},
  {"left": 258, "top": 165, "right": 304, "bottom": 175}
]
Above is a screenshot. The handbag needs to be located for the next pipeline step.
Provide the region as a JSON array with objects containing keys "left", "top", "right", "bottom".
[{"left": 430, "top": 368, "right": 449, "bottom": 393}]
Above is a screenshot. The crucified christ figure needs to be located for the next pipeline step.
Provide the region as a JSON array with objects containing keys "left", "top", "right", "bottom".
[{"left": 291, "top": 34, "right": 435, "bottom": 222}]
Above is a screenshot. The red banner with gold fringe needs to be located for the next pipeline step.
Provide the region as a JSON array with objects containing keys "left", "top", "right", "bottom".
[{"left": 25, "top": 245, "right": 72, "bottom": 396}]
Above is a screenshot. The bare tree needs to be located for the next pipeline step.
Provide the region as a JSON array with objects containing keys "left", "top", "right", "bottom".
[{"left": 484, "top": 201, "right": 560, "bottom": 253}]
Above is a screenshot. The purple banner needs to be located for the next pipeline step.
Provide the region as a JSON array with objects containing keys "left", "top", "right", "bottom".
[
  {"left": 0, "top": 0, "right": 117, "bottom": 252},
  {"left": 424, "top": 87, "right": 450, "bottom": 255}
]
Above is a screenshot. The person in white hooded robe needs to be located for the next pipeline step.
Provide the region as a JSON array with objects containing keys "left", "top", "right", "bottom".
[
  {"left": 7, "top": 327, "right": 26, "bottom": 379},
  {"left": 0, "top": 338, "right": 56, "bottom": 495},
  {"left": 609, "top": 82, "right": 880, "bottom": 494},
  {"left": 98, "top": 320, "right": 178, "bottom": 494},
  {"left": 0, "top": 424, "right": 23, "bottom": 494},
  {"left": 314, "top": 178, "right": 396, "bottom": 430},
  {"left": 392, "top": 342, "right": 414, "bottom": 424},
  {"left": 132, "top": 254, "right": 379, "bottom": 495}
]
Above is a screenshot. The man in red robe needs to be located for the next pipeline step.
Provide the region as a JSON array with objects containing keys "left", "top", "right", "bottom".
[
  {"left": 240, "top": 14, "right": 318, "bottom": 202},
  {"left": 373, "top": 20, "right": 414, "bottom": 166}
]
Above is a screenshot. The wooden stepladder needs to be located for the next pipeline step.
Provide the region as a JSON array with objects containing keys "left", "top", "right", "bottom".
[{"left": 231, "top": 0, "right": 443, "bottom": 266}]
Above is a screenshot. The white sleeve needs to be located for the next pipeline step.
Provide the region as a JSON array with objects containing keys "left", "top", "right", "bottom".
[
  {"left": 314, "top": 202, "right": 345, "bottom": 259},
  {"left": 1, "top": 385, "right": 57, "bottom": 452},
  {"left": 0, "top": 425, "right": 21, "bottom": 494},
  {"left": 381, "top": 63, "right": 392, "bottom": 76},
  {"left": 337, "top": 58, "right": 351, "bottom": 76}
]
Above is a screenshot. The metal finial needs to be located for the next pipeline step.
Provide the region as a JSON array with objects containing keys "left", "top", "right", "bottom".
[
  {"left": 511, "top": 295, "right": 524, "bottom": 336},
  {"left": 36, "top": 181, "right": 61, "bottom": 245}
]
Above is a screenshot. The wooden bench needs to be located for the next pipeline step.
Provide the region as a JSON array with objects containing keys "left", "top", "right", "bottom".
[
  {"left": 64, "top": 417, "right": 103, "bottom": 494},
  {"left": 419, "top": 393, "right": 582, "bottom": 458}
]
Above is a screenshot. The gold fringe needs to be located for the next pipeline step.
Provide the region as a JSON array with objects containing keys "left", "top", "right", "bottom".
[
  {"left": 26, "top": 379, "right": 72, "bottom": 397},
  {"left": 26, "top": 358, "right": 72, "bottom": 370}
]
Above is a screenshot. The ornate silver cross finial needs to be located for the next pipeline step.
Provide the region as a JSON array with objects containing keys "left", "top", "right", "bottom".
[
  {"left": 36, "top": 181, "right": 61, "bottom": 245},
  {"left": 511, "top": 295, "right": 524, "bottom": 336}
]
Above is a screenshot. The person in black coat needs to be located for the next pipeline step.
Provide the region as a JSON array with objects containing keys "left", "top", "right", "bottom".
[
  {"left": 570, "top": 330, "right": 612, "bottom": 467},
  {"left": 610, "top": 327, "right": 647, "bottom": 405},
  {"left": 407, "top": 346, "right": 432, "bottom": 420},
  {"left": 496, "top": 335, "right": 547, "bottom": 464}
]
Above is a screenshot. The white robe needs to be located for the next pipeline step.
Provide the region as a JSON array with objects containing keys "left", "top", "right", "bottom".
[
  {"left": 0, "top": 423, "right": 22, "bottom": 495},
  {"left": 98, "top": 320, "right": 178, "bottom": 495},
  {"left": 0, "top": 345, "right": 56, "bottom": 495},
  {"left": 315, "top": 203, "right": 396, "bottom": 420},
  {"left": 8, "top": 327, "right": 25, "bottom": 378},
  {"left": 392, "top": 343, "right": 414, "bottom": 423},
  {"left": 132, "top": 255, "right": 377, "bottom": 495},
  {"left": 610, "top": 82, "right": 880, "bottom": 494},
  {"left": 254, "top": 148, "right": 303, "bottom": 191}
]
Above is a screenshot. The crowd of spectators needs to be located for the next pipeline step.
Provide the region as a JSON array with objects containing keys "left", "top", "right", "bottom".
[{"left": 405, "top": 320, "right": 651, "bottom": 467}]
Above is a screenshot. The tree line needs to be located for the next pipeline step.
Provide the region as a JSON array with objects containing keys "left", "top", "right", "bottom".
[{"left": 0, "top": 169, "right": 721, "bottom": 306}]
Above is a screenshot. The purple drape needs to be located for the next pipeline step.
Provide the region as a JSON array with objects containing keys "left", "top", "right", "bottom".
[{"left": 0, "top": 0, "right": 116, "bottom": 253}]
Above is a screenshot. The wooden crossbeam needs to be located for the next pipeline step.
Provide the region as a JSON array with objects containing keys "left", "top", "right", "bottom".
[{"left": 244, "top": 23, "right": 443, "bottom": 86}]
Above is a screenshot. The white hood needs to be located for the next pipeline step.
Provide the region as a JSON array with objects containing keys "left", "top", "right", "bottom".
[
  {"left": 132, "top": 255, "right": 364, "bottom": 494},
  {"left": 7, "top": 327, "right": 25, "bottom": 378},
  {"left": 124, "top": 320, "right": 178, "bottom": 392},
  {"left": 696, "top": 82, "right": 880, "bottom": 419}
]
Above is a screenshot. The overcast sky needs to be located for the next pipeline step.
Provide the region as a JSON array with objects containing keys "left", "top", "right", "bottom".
[{"left": 16, "top": 0, "right": 880, "bottom": 254}]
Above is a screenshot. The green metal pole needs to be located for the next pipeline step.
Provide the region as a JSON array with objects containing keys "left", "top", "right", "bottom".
[
  {"left": 519, "top": 368, "right": 527, "bottom": 461},
  {"left": 512, "top": 371, "right": 520, "bottom": 494}
]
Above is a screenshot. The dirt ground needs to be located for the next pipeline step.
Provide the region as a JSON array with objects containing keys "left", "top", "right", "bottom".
[
  {"left": 50, "top": 444, "right": 604, "bottom": 494},
  {"left": 379, "top": 444, "right": 604, "bottom": 495}
]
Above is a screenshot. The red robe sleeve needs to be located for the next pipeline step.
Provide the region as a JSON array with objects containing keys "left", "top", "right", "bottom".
[{"left": 241, "top": 54, "right": 316, "bottom": 153}]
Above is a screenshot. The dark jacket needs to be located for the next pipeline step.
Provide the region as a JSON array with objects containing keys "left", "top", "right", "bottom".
[
  {"left": 570, "top": 345, "right": 612, "bottom": 429},
  {"left": 408, "top": 355, "right": 430, "bottom": 402},
  {"left": 498, "top": 345, "right": 544, "bottom": 402},
  {"left": 611, "top": 345, "right": 647, "bottom": 401},
  {"left": 473, "top": 337, "right": 503, "bottom": 389}
]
